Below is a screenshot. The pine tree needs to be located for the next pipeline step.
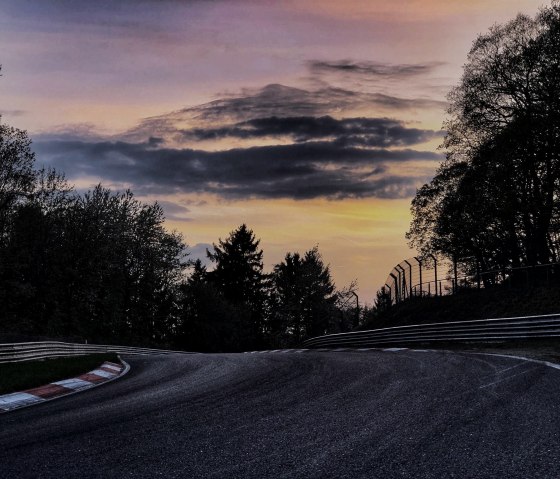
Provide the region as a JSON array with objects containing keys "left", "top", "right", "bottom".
[
  {"left": 270, "top": 246, "right": 337, "bottom": 345},
  {"left": 206, "top": 224, "right": 266, "bottom": 349}
]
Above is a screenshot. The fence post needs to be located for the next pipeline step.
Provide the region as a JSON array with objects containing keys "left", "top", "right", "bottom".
[
  {"left": 389, "top": 273, "right": 398, "bottom": 304},
  {"left": 396, "top": 268, "right": 403, "bottom": 302},
  {"left": 404, "top": 259, "right": 413, "bottom": 299},
  {"left": 429, "top": 254, "right": 438, "bottom": 296},
  {"left": 414, "top": 257, "right": 423, "bottom": 297},
  {"left": 477, "top": 259, "right": 481, "bottom": 289},
  {"left": 384, "top": 283, "right": 392, "bottom": 305},
  {"left": 453, "top": 256, "right": 458, "bottom": 294},
  {"left": 396, "top": 264, "right": 407, "bottom": 301}
]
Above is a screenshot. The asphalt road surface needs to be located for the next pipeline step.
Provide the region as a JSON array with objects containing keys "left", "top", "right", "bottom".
[{"left": 1, "top": 349, "right": 560, "bottom": 478}]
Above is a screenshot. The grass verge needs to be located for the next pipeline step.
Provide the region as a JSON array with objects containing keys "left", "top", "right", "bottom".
[{"left": 0, "top": 353, "right": 120, "bottom": 395}]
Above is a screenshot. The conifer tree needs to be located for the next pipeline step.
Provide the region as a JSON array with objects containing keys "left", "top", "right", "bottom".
[{"left": 207, "top": 224, "right": 266, "bottom": 348}]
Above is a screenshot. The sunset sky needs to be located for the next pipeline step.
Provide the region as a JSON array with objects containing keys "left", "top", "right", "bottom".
[{"left": 0, "top": 0, "right": 543, "bottom": 302}]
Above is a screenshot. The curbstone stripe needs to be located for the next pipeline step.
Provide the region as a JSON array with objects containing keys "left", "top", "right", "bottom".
[{"left": 0, "top": 360, "right": 126, "bottom": 412}]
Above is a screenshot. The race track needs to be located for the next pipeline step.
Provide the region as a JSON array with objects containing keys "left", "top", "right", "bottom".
[{"left": 1, "top": 349, "right": 559, "bottom": 478}]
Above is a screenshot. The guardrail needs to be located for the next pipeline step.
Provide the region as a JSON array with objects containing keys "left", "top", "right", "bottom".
[
  {"left": 302, "top": 313, "right": 560, "bottom": 349},
  {"left": 0, "top": 341, "right": 194, "bottom": 363}
]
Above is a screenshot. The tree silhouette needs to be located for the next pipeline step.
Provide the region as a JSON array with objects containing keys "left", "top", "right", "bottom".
[
  {"left": 206, "top": 224, "right": 266, "bottom": 349},
  {"left": 177, "top": 259, "right": 242, "bottom": 352},
  {"left": 408, "top": 2, "right": 560, "bottom": 272},
  {"left": 0, "top": 179, "right": 188, "bottom": 344},
  {"left": 269, "top": 246, "right": 337, "bottom": 345},
  {"left": 374, "top": 286, "right": 392, "bottom": 313},
  {"left": 0, "top": 121, "right": 36, "bottom": 239}
]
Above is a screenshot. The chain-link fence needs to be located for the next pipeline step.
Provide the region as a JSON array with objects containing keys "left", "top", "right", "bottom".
[
  {"left": 381, "top": 255, "right": 452, "bottom": 304},
  {"left": 379, "top": 257, "right": 560, "bottom": 306}
]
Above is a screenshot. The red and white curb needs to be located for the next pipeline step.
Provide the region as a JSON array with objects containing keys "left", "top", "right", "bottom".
[{"left": 0, "top": 360, "right": 129, "bottom": 413}]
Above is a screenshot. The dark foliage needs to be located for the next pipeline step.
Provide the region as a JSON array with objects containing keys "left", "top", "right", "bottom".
[
  {"left": 407, "top": 2, "right": 560, "bottom": 274},
  {"left": 268, "top": 247, "right": 339, "bottom": 347},
  {"left": 0, "top": 179, "right": 187, "bottom": 345},
  {"left": 374, "top": 286, "right": 392, "bottom": 313},
  {"left": 204, "top": 224, "right": 268, "bottom": 350},
  {"left": 362, "top": 285, "right": 560, "bottom": 331},
  {"left": 176, "top": 259, "right": 247, "bottom": 352},
  {"left": 0, "top": 112, "right": 188, "bottom": 345}
]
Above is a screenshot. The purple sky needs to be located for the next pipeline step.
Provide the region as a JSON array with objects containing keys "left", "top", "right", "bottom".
[{"left": 0, "top": 0, "right": 544, "bottom": 301}]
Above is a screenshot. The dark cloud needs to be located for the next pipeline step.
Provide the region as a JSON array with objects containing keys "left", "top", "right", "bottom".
[
  {"left": 308, "top": 60, "right": 445, "bottom": 78},
  {"left": 130, "top": 84, "right": 360, "bottom": 135},
  {"left": 34, "top": 139, "right": 441, "bottom": 200},
  {"left": 34, "top": 123, "right": 108, "bottom": 142},
  {"left": 181, "top": 115, "right": 443, "bottom": 146},
  {"left": 190, "top": 84, "right": 352, "bottom": 121},
  {"left": 156, "top": 200, "right": 192, "bottom": 221},
  {"left": 367, "top": 93, "right": 445, "bottom": 110},
  {"left": 31, "top": 68, "right": 445, "bottom": 202},
  {"left": 189, "top": 84, "right": 446, "bottom": 120},
  {"left": 125, "top": 84, "right": 447, "bottom": 141}
]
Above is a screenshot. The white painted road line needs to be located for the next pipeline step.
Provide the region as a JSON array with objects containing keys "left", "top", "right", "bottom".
[{"left": 474, "top": 352, "right": 560, "bottom": 371}]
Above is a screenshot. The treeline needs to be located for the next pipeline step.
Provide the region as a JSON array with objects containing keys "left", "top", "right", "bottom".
[
  {"left": 407, "top": 3, "right": 560, "bottom": 278},
  {"left": 178, "top": 227, "right": 359, "bottom": 351},
  {"left": 0, "top": 120, "right": 359, "bottom": 351}
]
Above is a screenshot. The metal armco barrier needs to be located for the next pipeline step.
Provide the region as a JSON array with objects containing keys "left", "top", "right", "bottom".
[
  {"left": 0, "top": 341, "right": 194, "bottom": 363},
  {"left": 302, "top": 313, "right": 560, "bottom": 349}
]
